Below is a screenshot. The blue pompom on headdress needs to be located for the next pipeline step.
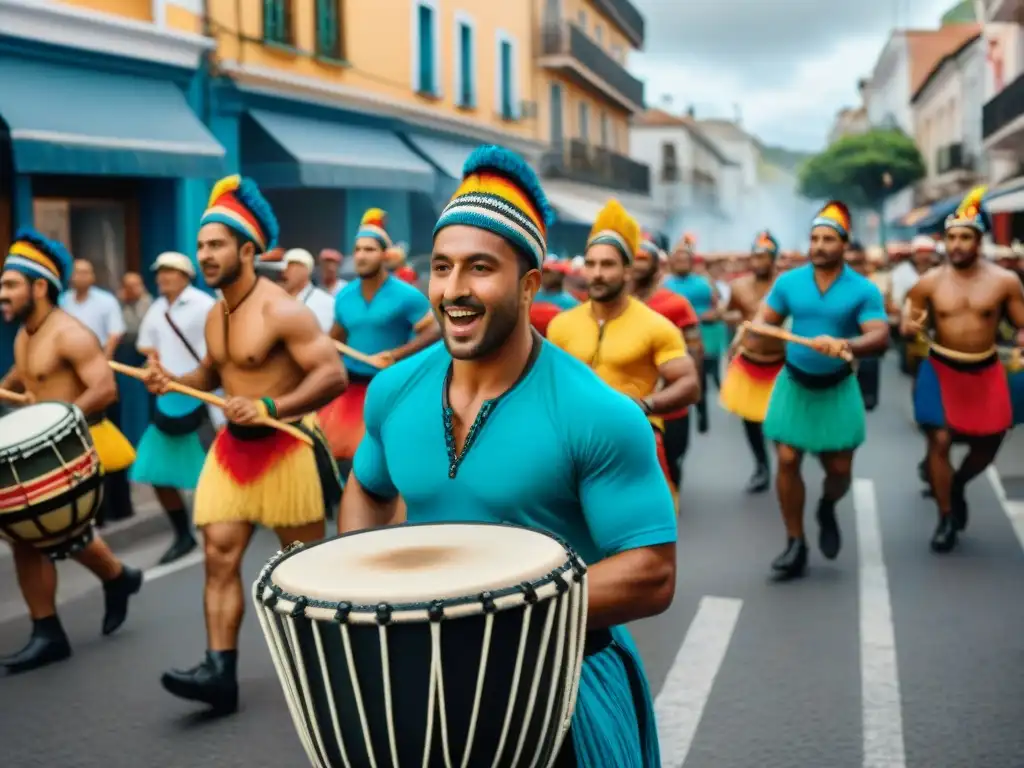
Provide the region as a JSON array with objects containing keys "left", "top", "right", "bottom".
[
  {"left": 5, "top": 227, "right": 74, "bottom": 291},
  {"left": 434, "top": 145, "right": 555, "bottom": 269}
]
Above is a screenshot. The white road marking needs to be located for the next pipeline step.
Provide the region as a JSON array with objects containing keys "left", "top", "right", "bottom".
[
  {"left": 853, "top": 478, "right": 906, "bottom": 768},
  {"left": 985, "top": 465, "right": 1024, "bottom": 552},
  {"left": 143, "top": 550, "right": 205, "bottom": 582},
  {"left": 654, "top": 595, "right": 742, "bottom": 767}
]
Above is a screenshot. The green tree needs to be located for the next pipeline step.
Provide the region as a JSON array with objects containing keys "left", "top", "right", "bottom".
[{"left": 797, "top": 128, "right": 926, "bottom": 210}]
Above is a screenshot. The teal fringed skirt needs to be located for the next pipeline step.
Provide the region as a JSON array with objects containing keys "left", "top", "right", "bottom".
[
  {"left": 700, "top": 321, "right": 728, "bottom": 358},
  {"left": 763, "top": 366, "right": 866, "bottom": 453},
  {"left": 129, "top": 393, "right": 208, "bottom": 490},
  {"left": 569, "top": 625, "right": 660, "bottom": 767}
]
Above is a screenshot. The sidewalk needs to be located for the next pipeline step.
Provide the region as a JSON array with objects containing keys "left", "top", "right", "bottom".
[{"left": 0, "top": 483, "right": 169, "bottom": 563}]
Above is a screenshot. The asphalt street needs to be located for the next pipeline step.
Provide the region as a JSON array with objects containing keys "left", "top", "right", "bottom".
[{"left": 2, "top": 357, "right": 1024, "bottom": 768}]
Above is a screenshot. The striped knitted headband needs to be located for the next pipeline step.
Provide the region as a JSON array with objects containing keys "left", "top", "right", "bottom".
[
  {"left": 356, "top": 208, "right": 392, "bottom": 249},
  {"left": 433, "top": 145, "right": 555, "bottom": 269},
  {"left": 4, "top": 227, "right": 73, "bottom": 291},
  {"left": 811, "top": 200, "right": 851, "bottom": 240},
  {"left": 200, "top": 175, "right": 279, "bottom": 254},
  {"left": 587, "top": 199, "right": 640, "bottom": 265}
]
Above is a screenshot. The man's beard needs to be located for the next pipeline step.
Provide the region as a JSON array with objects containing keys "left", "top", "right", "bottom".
[
  {"left": 442, "top": 294, "right": 520, "bottom": 361},
  {"left": 356, "top": 262, "right": 382, "bottom": 279},
  {"left": 633, "top": 265, "right": 657, "bottom": 290},
  {"left": 590, "top": 280, "right": 625, "bottom": 303},
  {"left": 949, "top": 250, "right": 978, "bottom": 269},
  {"left": 208, "top": 258, "right": 242, "bottom": 289},
  {"left": 12, "top": 297, "right": 34, "bottom": 323}
]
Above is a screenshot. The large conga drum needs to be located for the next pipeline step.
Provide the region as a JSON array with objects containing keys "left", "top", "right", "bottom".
[
  {"left": 253, "top": 522, "right": 588, "bottom": 768},
  {"left": 0, "top": 402, "right": 103, "bottom": 558}
]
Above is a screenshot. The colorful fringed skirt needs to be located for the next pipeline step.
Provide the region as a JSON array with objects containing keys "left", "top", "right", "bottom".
[
  {"left": 566, "top": 625, "right": 660, "bottom": 767},
  {"left": 763, "top": 364, "right": 865, "bottom": 453},
  {"left": 914, "top": 349, "right": 1012, "bottom": 436},
  {"left": 192, "top": 414, "right": 341, "bottom": 529},
  {"left": 318, "top": 376, "right": 371, "bottom": 460},
  {"left": 87, "top": 418, "right": 136, "bottom": 473},
  {"left": 130, "top": 393, "right": 208, "bottom": 490},
  {"left": 719, "top": 352, "right": 784, "bottom": 423}
]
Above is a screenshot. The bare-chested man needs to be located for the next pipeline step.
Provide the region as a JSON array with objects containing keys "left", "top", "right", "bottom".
[
  {"left": 720, "top": 230, "right": 785, "bottom": 492},
  {"left": 903, "top": 187, "right": 1024, "bottom": 553},
  {"left": 0, "top": 229, "right": 142, "bottom": 675},
  {"left": 142, "top": 175, "right": 346, "bottom": 713}
]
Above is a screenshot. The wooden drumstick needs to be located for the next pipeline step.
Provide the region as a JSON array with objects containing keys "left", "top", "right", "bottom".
[
  {"left": 108, "top": 361, "right": 313, "bottom": 446},
  {"left": 742, "top": 321, "right": 854, "bottom": 362},
  {"left": 333, "top": 340, "right": 384, "bottom": 368},
  {"left": 0, "top": 387, "right": 29, "bottom": 405}
]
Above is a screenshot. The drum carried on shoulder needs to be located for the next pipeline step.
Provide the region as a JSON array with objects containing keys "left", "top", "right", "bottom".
[
  {"left": 253, "top": 522, "right": 589, "bottom": 768},
  {"left": 0, "top": 402, "right": 103, "bottom": 559}
]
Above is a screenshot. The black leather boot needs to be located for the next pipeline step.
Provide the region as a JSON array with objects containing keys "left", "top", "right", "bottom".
[
  {"left": 951, "top": 481, "right": 969, "bottom": 532},
  {"left": 102, "top": 566, "right": 143, "bottom": 636},
  {"left": 771, "top": 537, "right": 808, "bottom": 580},
  {"left": 745, "top": 465, "right": 770, "bottom": 494},
  {"left": 158, "top": 535, "right": 197, "bottom": 565},
  {"left": 161, "top": 650, "right": 239, "bottom": 714},
  {"left": 930, "top": 513, "right": 958, "bottom": 553},
  {"left": 816, "top": 498, "right": 841, "bottom": 560},
  {"left": 1, "top": 616, "right": 72, "bottom": 675}
]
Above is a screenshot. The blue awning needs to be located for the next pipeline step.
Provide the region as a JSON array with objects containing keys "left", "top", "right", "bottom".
[
  {"left": 246, "top": 110, "right": 435, "bottom": 192},
  {"left": 912, "top": 193, "right": 963, "bottom": 232},
  {"left": 0, "top": 58, "right": 225, "bottom": 178},
  {"left": 404, "top": 134, "right": 479, "bottom": 201}
]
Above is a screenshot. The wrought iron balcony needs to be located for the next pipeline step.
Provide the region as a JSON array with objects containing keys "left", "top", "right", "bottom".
[
  {"left": 539, "top": 22, "right": 645, "bottom": 112},
  {"left": 983, "top": 71, "right": 1024, "bottom": 141},
  {"left": 540, "top": 138, "right": 651, "bottom": 195},
  {"left": 590, "top": 0, "right": 645, "bottom": 47}
]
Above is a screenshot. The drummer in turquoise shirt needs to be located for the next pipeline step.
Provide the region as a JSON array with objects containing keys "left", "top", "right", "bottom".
[{"left": 341, "top": 146, "right": 676, "bottom": 768}]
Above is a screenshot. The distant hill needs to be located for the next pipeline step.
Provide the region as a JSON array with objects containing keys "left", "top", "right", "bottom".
[
  {"left": 760, "top": 145, "right": 814, "bottom": 173},
  {"left": 941, "top": 0, "right": 975, "bottom": 23}
]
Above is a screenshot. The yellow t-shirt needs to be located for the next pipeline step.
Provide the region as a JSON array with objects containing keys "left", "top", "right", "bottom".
[{"left": 546, "top": 296, "right": 687, "bottom": 430}]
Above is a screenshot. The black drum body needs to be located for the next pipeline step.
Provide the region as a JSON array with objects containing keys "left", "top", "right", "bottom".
[
  {"left": 0, "top": 402, "right": 103, "bottom": 559},
  {"left": 253, "top": 523, "right": 589, "bottom": 768}
]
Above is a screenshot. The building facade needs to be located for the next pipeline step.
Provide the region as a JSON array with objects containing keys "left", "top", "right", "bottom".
[
  {"left": 911, "top": 33, "right": 984, "bottom": 204},
  {"left": 532, "top": 0, "right": 657, "bottom": 254},
  {"left": 0, "top": 0, "right": 544, "bottom": 371}
]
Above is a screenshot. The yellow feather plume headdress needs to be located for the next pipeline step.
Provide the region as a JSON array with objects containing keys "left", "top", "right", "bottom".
[
  {"left": 945, "top": 185, "right": 989, "bottom": 233},
  {"left": 586, "top": 199, "right": 640, "bottom": 264},
  {"left": 356, "top": 207, "right": 392, "bottom": 248}
]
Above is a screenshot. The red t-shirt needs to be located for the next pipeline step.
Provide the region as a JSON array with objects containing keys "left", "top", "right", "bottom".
[
  {"left": 530, "top": 303, "right": 562, "bottom": 337},
  {"left": 394, "top": 265, "right": 418, "bottom": 284},
  {"left": 644, "top": 288, "right": 698, "bottom": 420}
]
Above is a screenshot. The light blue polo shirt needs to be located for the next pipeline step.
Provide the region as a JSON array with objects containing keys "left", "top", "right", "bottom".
[
  {"left": 534, "top": 289, "right": 580, "bottom": 311},
  {"left": 766, "top": 263, "right": 887, "bottom": 374},
  {"left": 352, "top": 340, "right": 677, "bottom": 567},
  {"left": 663, "top": 273, "right": 713, "bottom": 314},
  {"left": 333, "top": 276, "right": 432, "bottom": 377}
]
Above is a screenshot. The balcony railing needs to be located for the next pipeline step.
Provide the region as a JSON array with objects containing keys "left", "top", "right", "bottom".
[
  {"left": 935, "top": 143, "right": 973, "bottom": 174},
  {"left": 541, "top": 138, "right": 650, "bottom": 195},
  {"left": 539, "top": 21, "right": 644, "bottom": 111},
  {"left": 983, "top": 71, "right": 1024, "bottom": 140},
  {"left": 591, "top": 0, "right": 645, "bottom": 47}
]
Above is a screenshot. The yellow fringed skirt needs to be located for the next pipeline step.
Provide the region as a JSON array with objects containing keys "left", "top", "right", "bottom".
[
  {"left": 719, "top": 353, "right": 785, "bottom": 423},
  {"left": 192, "top": 414, "right": 341, "bottom": 529},
  {"left": 88, "top": 419, "right": 136, "bottom": 473}
]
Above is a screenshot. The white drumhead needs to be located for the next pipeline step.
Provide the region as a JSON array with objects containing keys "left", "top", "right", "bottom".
[
  {"left": 271, "top": 524, "right": 569, "bottom": 605},
  {"left": 0, "top": 402, "right": 72, "bottom": 450}
]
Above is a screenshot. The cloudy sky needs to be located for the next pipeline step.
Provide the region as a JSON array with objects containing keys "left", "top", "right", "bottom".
[{"left": 631, "top": 0, "right": 963, "bottom": 151}]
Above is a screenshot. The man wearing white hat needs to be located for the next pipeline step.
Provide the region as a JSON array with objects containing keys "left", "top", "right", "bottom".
[
  {"left": 280, "top": 248, "right": 335, "bottom": 332},
  {"left": 133, "top": 252, "right": 218, "bottom": 564}
]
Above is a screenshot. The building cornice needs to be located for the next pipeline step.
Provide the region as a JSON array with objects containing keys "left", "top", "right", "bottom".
[
  {"left": 220, "top": 61, "right": 546, "bottom": 155},
  {"left": 0, "top": 0, "right": 212, "bottom": 70}
]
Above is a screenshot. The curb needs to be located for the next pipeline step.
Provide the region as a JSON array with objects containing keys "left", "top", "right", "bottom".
[{"left": 0, "top": 503, "right": 169, "bottom": 562}]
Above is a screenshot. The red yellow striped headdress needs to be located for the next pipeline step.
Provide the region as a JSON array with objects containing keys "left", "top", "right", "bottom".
[
  {"left": 433, "top": 145, "right": 555, "bottom": 269},
  {"left": 587, "top": 199, "right": 640, "bottom": 264},
  {"left": 200, "top": 175, "right": 278, "bottom": 254},
  {"left": 753, "top": 229, "right": 780, "bottom": 255},
  {"left": 945, "top": 185, "right": 989, "bottom": 233},
  {"left": 356, "top": 208, "right": 392, "bottom": 249},
  {"left": 811, "top": 200, "right": 851, "bottom": 239}
]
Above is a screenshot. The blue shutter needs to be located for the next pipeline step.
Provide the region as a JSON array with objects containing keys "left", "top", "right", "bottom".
[
  {"left": 500, "top": 41, "right": 513, "bottom": 119},
  {"left": 460, "top": 23, "right": 473, "bottom": 107},
  {"left": 418, "top": 5, "right": 435, "bottom": 94},
  {"left": 316, "top": 0, "right": 339, "bottom": 57}
]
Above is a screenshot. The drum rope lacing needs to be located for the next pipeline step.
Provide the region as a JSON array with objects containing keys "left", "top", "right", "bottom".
[{"left": 253, "top": 534, "right": 589, "bottom": 768}]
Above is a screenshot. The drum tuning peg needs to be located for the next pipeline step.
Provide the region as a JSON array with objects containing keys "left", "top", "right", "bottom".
[
  {"left": 333, "top": 602, "right": 352, "bottom": 623},
  {"left": 289, "top": 598, "right": 308, "bottom": 618},
  {"left": 427, "top": 601, "right": 445, "bottom": 622}
]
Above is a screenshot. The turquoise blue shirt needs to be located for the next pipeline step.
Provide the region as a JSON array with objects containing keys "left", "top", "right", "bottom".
[
  {"left": 352, "top": 340, "right": 678, "bottom": 567},
  {"left": 534, "top": 289, "right": 580, "bottom": 311},
  {"left": 766, "top": 264, "right": 887, "bottom": 374},
  {"left": 333, "top": 276, "right": 431, "bottom": 377},
  {"left": 664, "top": 274, "right": 714, "bottom": 314}
]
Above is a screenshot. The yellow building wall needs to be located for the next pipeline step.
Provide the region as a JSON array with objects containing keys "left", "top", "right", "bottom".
[
  {"left": 163, "top": 0, "right": 535, "bottom": 139},
  {"left": 535, "top": 73, "right": 631, "bottom": 154},
  {"left": 58, "top": 0, "right": 152, "bottom": 22}
]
